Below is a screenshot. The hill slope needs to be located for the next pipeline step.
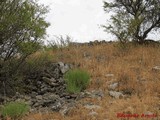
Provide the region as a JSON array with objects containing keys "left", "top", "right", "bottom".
[{"left": 24, "top": 43, "right": 160, "bottom": 120}]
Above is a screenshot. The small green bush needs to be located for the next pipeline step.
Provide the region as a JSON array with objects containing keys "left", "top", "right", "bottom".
[
  {"left": 1, "top": 101, "right": 29, "bottom": 119},
  {"left": 64, "top": 69, "right": 90, "bottom": 93}
]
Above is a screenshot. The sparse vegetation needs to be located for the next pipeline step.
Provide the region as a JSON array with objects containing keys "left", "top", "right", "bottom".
[
  {"left": 23, "top": 51, "right": 54, "bottom": 73},
  {"left": 1, "top": 0, "right": 160, "bottom": 120},
  {"left": 23, "top": 43, "right": 160, "bottom": 120},
  {"left": 1, "top": 101, "right": 29, "bottom": 120},
  {"left": 46, "top": 35, "right": 73, "bottom": 51},
  {"left": 64, "top": 69, "right": 90, "bottom": 93}
]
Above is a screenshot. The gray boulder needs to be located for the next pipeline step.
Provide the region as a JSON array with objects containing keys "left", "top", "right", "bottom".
[{"left": 58, "top": 62, "right": 70, "bottom": 74}]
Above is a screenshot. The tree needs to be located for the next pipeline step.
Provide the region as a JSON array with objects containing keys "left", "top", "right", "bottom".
[
  {"left": 0, "top": 0, "right": 50, "bottom": 61},
  {"left": 0, "top": 0, "right": 50, "bottom": 96},
  {"left": 103, "top": 0, "right": 160, "bottom": 43}
]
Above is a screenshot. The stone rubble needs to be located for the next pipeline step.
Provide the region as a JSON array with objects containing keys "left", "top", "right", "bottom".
[{"left": 1, "top": 62, "right": 78, "bottom": 112}]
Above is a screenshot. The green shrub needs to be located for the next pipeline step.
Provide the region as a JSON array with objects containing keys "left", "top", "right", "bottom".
[
  {"left": 64, "top": 69, "right": 90, "bottom": 93},
  {"left": 1, "top": 101, "right": 29, "bottom": 119}
]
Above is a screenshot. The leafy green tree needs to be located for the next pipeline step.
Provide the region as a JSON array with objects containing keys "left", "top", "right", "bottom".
[
  {"left": 0, "top": 0, "right": 49, "bottom": 96},
  {"left": 0, "top": 0, "right": 49, "bottom": 60},
  {"left": 103, "top": 0, "right": 160, "bottom": 43}
]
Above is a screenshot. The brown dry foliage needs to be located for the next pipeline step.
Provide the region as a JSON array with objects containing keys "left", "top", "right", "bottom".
[{"left": 24, "top": 42, "right": 160, "bottom": 120}]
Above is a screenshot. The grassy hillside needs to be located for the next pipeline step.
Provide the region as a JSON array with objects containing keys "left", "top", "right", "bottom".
[{"left": 24, "top": 42, "right": 160, "bottom": 120}]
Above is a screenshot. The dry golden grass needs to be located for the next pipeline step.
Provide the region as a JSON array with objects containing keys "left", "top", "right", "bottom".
[{"left": 24, "top": 43, "right": 160, "bottom": 120}]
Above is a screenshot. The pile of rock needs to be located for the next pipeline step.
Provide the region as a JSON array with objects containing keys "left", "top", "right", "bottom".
[
  {"left": 23, "top": 62, "right": 70, "bottom": 97},
  {"left": 1, "top": 62, "right": 79, "bottom": 112}
]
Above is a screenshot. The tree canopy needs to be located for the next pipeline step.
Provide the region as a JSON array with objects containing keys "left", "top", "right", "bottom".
[
  {"left": 103, "top": 0, "right": 160, "bottom": 43},
  {"left": 0, "top": 0, "right": 50, "bottom": 95},
  {"left": 0, "top": 0, "right": 50, "bottom": 60}
]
